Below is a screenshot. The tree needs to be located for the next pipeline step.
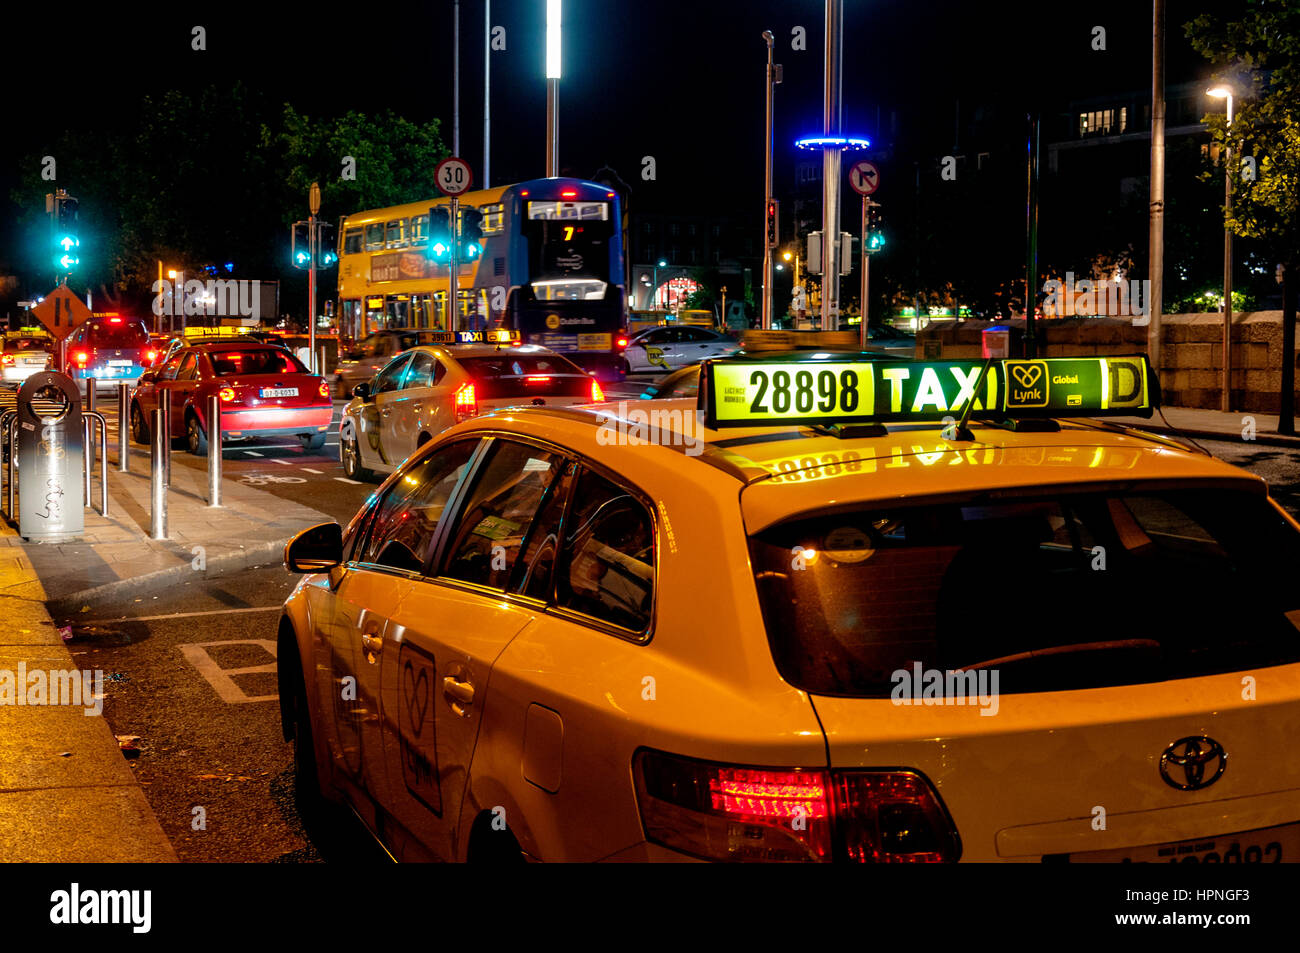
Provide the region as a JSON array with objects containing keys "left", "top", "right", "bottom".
[{"left": 1186, "top": 0, "right": 1300, "bottom": 430}]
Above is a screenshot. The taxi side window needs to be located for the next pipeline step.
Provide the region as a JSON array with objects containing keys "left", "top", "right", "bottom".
[
  {"left": 357, "top": 439, "right": 479, "bottom": 573},
  {"left": 556, "top": 469, "right": 655, "bottom": 633},
  {"left": 177, "top": 353, "right": 199, "bottom": 381},
  {"left": 439, "top": 441, "right": 564, "bottom": 591},
  {"left": 374, "top": 354, "right": 411, "bottom": 394},
  {"left": 642, "top": 328, "right": 672, "bottom": 345},
  {"left": 402, "top": 352, "right": 439, "bottom": 389}
]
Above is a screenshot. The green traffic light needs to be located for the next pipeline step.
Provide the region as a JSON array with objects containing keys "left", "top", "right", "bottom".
[{"left": 431, "top": 240, "right": 449, "bottom": 259}]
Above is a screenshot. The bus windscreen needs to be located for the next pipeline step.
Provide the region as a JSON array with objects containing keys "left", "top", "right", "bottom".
[{"left": 524, "top": 202, "right": 612, "bottom": 302}]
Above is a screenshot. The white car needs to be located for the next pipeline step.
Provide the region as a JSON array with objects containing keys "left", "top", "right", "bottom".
[
  {"left": 338, "top": 332, "right": 606, "bottom": 480},
  {"left": 623, "top": 325, "right": 738, "bottom": 372},
  {"left": 1, "top": 335, "right": 52, "bottom": 384}
]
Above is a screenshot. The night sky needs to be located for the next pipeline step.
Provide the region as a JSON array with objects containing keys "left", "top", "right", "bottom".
[{"left": 4, "top": 0, "right": 1220, "bottom": 258}]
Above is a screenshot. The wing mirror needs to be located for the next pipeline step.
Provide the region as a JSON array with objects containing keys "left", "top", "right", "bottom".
[
  {"left": 352, "top": 381, "right": 372, "bottom": 401},
  {"left": 284, "top": 522, "right": 343, "bottom": 573}
]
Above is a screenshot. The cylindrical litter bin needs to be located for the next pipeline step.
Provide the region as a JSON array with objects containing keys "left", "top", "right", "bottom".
[{"left": 16, "top": 371, "right": 84, "bottom": 541}]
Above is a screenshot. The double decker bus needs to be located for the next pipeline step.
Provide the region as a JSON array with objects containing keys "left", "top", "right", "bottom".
[{"left": 336, "top": 176, "right": 626, "bottom": 379}]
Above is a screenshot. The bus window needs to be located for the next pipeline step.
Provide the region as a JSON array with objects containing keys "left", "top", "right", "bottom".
[
  {"left": 386, "top": 219, "right": 406, "bottom": 248},
  {"left": 344, "top": 229, "right": 364, "bottom": 255},
  {"left": 387, "top": 295, "right": 410, "bottom": 327},
  {"left": 365, "top": 223, "right": 385, "bottom": 251},
  {"left": 410, "top": 214, "right": 429, "bottom": 245},
  {"left": 481, "top": 203, "right": 504, "bottom": 234}
]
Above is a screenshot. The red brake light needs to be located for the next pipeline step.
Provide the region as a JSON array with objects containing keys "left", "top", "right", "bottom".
[
  {"left": 453, "top": 382, "right": 477, "bottom": 421},
  {"left": 318, "top": 380, "right": 330, "bottom": 399},
  {"left": 145, "top": 349, "right": 158, "bottom": 363},
  {"left": 108, "top": 317, "right": 122, "bottom": 323},
  {"left": 615, "top": 337, "right": 628, "bottom": 349},
  {"left": 634, "top": 751, "right": 959, "bottom": 863},
  {"left": 74, "top": 351, "right": 89, "bottom": 365},
  {"left": 218, "top": 387, "right": 236, "bottom": 402},
  {"left": 590, "top": 379, "right": 605, "bottom": 402},
  {"left": 524, "top": 375, "right": 551, "bottom": 383},
  {"left": 1, "top": 354, "right": 12, "bottom": 366},
  {"left": 561, "top": 189, "right": 577, "bottom": 198}
]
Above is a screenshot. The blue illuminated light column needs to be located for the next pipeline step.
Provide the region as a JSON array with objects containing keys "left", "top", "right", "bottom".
[{"left": 795, "top": 135, "right": 869, "bottom": 328}]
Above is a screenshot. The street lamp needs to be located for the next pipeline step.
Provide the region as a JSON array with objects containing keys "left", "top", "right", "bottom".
[
  {"left": 1208, "top": 83, "right": 1234, "bottom": 412},
  {"left": 652, "top": 259, "right": 668, "bottom": 312},
  {"left": 545, "top": 0, "right": 561, "bottom": 176}
]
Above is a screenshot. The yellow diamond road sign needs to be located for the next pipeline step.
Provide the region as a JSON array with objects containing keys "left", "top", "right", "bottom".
[{"left": 31, "top": 285, "right": 93, "bottom": 341}]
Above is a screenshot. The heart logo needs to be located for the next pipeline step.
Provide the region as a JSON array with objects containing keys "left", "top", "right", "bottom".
[
  {"left": 1012, "top": 364, "right": 1042, "bottom": 388},
  {"left": 403, "top": 661, "right": 430, "bottom": 736}
]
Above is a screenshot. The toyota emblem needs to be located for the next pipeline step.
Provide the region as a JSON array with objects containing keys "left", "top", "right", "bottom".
[{"left": 1159, "top": 736, "right": 1227, "bottom": 791}]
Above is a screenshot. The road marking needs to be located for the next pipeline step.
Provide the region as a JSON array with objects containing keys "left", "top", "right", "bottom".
[
  {"left": 271, "top": 458, "right": 293, "bottom": 465},
  {"left": 301, "top": 467, "right": 323, "bottom": 474},
  {"left": 178, "top": 640, "right": 278, "bottom": 704},
  {"left": 334, "top": 476, "right": 363, "bottom": 484},
  {"left": 245, "top": 451, "right": 263, "bottom": 457},
  {"left": 76, "top": 606, "right": 282, "bottom": 625}
]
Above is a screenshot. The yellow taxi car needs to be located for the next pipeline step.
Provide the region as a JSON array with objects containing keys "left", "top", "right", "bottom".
[
  {"left": 337, "top": 330, "right": 605, "bottom": 481},
  {"left": 277, "top": 351, "right": 1300, "bottom": 862}
]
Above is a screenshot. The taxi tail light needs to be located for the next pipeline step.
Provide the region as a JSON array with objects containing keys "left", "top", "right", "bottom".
[
  {"left": 145, "top": 349, "right": 158, "bottom": 364},
  {"left": 318, "top": 380, "right": 331, "bottom": 399},
  {"left": 1, "top": 354, "right": 12, "bottom": 366},
  {"left": 454, "top": 382, "right": 477, "bottom": 422},
  {"left": 633, "top": 750, "right": 833, "bottom": 862},
  {"left": 590, "top": 379, "right": 605, "bottom": 402},
  {"left": 74, "top": 351, "right": 89, "bottom": 365},
  {"left": 633, "top": 751, "right": 958, "bottom": 863}
]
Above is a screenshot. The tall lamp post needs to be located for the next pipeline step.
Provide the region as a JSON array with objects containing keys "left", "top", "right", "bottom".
[
  {"left": 761, "top": 31, "right": 781, "bottom": 330},
  {"left": 1208, "top": 84, "right": 1235, "bottom": 412},
  {"left": 545, "top": 0, "right": 561, "bottom": 176},
  {"left": 652, "top": 258, "right": 667, "bottom": 312}
]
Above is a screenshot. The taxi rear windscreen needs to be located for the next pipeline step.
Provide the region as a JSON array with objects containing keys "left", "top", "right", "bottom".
[
  {"left": 457, "top": 355, "right": 591, "bottom": 398},
  {"left": 750, "top": 488, "right": 1300, "bottom": 697}
]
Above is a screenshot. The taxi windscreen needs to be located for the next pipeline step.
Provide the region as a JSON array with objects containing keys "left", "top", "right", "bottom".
[
  {"left": 750, "top": 488, "right": 1300, "bottom": 697},
  {"left": 209, "top": 348, "right": 308, "bottom": 376},
  {"left": 457, "top": 354, "right": 591, "bottom": 398},
  {"left": 3, "top": 338, "right": 49, "bottom": 352}
]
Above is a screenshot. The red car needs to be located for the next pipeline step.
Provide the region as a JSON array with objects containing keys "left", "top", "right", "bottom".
[{"left": 130, "top": 342, "right": 333, "bottom": 454}]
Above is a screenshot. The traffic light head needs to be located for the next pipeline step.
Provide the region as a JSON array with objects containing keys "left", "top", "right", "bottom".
[
  {"left": 866, "top": 205, "right": 885, "bottom": 252},
  {"left": 291, "top": 222, "right": 311, "bottom": 269},
  {"left": 317, "top": 223, "right": 338, "bottom": 267},
  {"left": 428, "top": 207, "right": 451, "bottom": 261},
  {"left": 765, "top": 199, "right": 779, "bottom": 248},
  {"left": 460, "top": 207, "right": 483, "bottom": 260},
  {"left": 52, "top": 194, "right": 80, "bottom": 272}
]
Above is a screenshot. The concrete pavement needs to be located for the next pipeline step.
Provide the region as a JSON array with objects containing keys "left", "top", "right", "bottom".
[
  {"left": 1111, "top": 406, "right": 1300, "bottom": 449},
  {"left": 0, "top": 442, "right": 335, "bottom": 862}
]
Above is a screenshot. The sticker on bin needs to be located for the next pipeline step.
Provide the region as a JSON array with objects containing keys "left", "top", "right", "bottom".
[{"left": 260, "top": 387, "right": 298, "bottom": 398}]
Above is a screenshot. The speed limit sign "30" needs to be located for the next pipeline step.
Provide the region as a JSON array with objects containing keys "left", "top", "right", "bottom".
[{"left": 435, "top": 157, "right": 473, "bottom": 196}]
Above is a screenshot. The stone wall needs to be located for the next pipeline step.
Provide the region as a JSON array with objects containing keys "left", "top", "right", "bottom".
[{"left": 913, "top": 312, "right": 1297, "bottom": 412}]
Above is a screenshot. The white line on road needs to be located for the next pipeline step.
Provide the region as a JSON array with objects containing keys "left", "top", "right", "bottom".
[
  {"left": 271, "top": 458, "right": 293, "bottom": 465},
  {"left": 334, "top": 477, "right": 363, "bottom": 484},
  {"left": 301, "top": 468, "right": 323, "bottom": 474},
  {"left": 245, "top": 451, "right": 263, "bottom": 457},
  {"left": 75, "top": 606, "right": 282, "bottom": 625}
]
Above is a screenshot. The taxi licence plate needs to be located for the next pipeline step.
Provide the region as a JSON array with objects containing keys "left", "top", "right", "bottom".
[
  {"left": 1067, "top": 822, "right": 1298, "bottom": 863},
  {"left": 260, "top": 387, "right": 298, "bottom": 398},
  {"left": 578, "top": 333, "right": 611, "bottom": 351},
  {"left": 108, "top": 360, "right": 133, "bottom": 367}
]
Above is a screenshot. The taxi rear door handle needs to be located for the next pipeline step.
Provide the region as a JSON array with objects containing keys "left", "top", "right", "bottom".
[
  {"left": 360, "top": 621, "right": 383, "bottom": 662},
  {"left": 443, "top": 675, "right": 474, "bottom": 716}
]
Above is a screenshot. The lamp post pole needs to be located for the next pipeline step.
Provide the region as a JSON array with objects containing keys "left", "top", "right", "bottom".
[
  {"left": 546, "top": 0, "right": 561, "bottom": 176},
  {"left": 1222, "top": 93, "right": 1234, "bottom": 412}
]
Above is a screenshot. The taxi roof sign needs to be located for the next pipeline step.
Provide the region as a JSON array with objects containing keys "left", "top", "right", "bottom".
[
  {"left": 427, "top": 329, "right": 521, "bottom": 346},
  {"left": 698, "top": 355, "right": 1156, "bottom": 429}
]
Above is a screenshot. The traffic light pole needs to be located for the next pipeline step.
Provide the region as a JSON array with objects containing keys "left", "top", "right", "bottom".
[
  {"left": 308, "top": 212, "right": 317, "bottom": 373},
  {"left": 450, "top": 196, "right": 460, "bottom": 334}
]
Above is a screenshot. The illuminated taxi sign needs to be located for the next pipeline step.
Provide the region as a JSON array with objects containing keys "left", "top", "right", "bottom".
[
  {"left": 699, "top": 355, "right": 1154, "bottom": 428},
  {"left": 424, "top": 329, "right": 521, "bottom": 345}
]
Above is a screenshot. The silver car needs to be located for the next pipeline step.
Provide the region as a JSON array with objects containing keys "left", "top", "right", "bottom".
[
  {"left": 334, "top": 329, "right": 449, "bottom": 398},
  {"left": 1, "top": 335, "right": 52, "bottom": 385}
]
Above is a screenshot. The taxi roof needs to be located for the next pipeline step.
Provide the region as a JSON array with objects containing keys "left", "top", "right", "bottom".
[
  {"left": 472, "top": 398, "right": 1266, "bottom": 532},
  {"left": 418, "top": 343, "right": 579, "bottom": 362}
]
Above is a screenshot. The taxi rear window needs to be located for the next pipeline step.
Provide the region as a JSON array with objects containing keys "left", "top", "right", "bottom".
[
  {"left": 86, "top": 322, "right": 149, "bottom": 348},
  {"left": 457, "top": 355, "right": 590, "bottom": 398},
  {"left": 4, "top": 338, "right": 48, "bottom": 351},
  {"left": 750, "top": 488, "right": 1300, "bottom": 697}
]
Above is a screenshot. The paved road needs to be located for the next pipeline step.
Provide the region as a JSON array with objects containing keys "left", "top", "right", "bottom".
[{"left": 1195, "top": 437, "right": 1300, "bottom": 517}]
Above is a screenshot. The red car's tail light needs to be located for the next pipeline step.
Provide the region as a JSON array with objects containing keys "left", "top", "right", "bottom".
[
  {"left": 318, "top": 380, "right": 330, "bottom": 399},
  {"left": 218, "top": 387, "right": 236, "bottom": 402},
  {"left": 74, "top": 351, "right": 89, "bottom": 365},
  {"left": 145, "top": 349, "right": 158, "bottom": 364},
  {"left": 453, "top": 382, "right": 477, "bottom": 422},
  {"left": 633, "top": 751, "right": 959, "bottom": 863},
  {"left": 590, "top": 379, "right": 605, "bottom": 402},
  {"left": 1, "top": 354, "right": 12, "bottom": 366}
]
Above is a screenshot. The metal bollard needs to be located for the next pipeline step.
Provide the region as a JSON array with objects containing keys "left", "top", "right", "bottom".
[
  {"left": 4, "top": 416, "right": 14, "bottom": 519},
  {"left": 84, "top": 380, "right": 96, "bottom": 479},
  {"left": 150, "top": 410, "right": 167, "bottom": 540},
  {"left": 319, "top": 345, "right": 328, "bottom": 380},
  {"left": 207, "top": 394, "right": 221, "bottom": 507},
  {"left": 160, "top": 389, "right": 171, "bottom": 486},
  {"left": 83, "top": 417, "right": 92, "bottom": 502},
  {"left": 118, "top": 383, "right": 130, "bottom": 472}
]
